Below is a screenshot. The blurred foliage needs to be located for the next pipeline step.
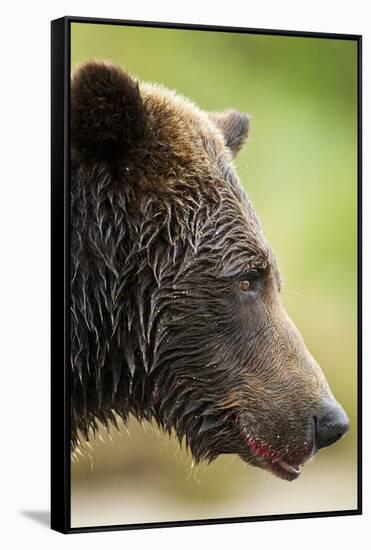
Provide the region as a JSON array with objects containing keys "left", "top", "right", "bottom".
[{"left": 71, "top": 23, "right": 358, "bottom": 526}]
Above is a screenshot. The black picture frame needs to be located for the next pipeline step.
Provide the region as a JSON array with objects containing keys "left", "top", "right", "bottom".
[{"left": 51, "top": 15, "right": 362, "bottom": 534}]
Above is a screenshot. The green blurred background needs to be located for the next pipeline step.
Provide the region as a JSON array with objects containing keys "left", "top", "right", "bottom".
[{"left": 70, "top": 22, "right": 358, "bottom": 528}]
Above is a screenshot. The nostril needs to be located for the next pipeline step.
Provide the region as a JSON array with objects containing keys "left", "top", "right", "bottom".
[{"left": 314, "top": 403, "right": 350, "bottom": 450}]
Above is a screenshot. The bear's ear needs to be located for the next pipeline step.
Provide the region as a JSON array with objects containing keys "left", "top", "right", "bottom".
[
  {"left": 209, "top": 110, "right": 250, "bottom": 157},
  {"left": 71, "top": 61, "right": 147, "bottom": 160}
]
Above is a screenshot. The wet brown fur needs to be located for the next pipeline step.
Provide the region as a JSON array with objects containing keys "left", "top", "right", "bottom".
[{"left": 70, "top": 61, "right": 337, "bottom": 478}]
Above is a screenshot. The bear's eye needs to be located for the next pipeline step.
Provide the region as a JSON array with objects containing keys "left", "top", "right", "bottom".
[
  {"left": 239, "top": 280, "right": 250, "bottom": 293},
  {"left": 237, "top": 268, "right": 267, "bottom": 294}
]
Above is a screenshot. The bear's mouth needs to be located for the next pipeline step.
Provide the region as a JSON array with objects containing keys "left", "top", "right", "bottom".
[
  {"left": 267, "top": 458, "right": 301, "bottom": 481},
  {"left": 239, "top": 427, "right": 314, "bottom": 481}
]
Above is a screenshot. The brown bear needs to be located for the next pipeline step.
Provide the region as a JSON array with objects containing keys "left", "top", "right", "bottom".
[{"left": 70, "top": 60, "right": 349, "bottom": 481}]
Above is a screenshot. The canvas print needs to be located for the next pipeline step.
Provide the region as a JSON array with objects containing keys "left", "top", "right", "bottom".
[{"left": 51, "top": 17, "right": 361, "bottom": 532}]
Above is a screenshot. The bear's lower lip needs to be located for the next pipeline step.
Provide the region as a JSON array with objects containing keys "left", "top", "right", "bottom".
[
  {"left": 240, "top": 427, "right": 308, "bottom": 481},
  {"left": 268, "top": 459, "right": 301, "bottom": 481}
]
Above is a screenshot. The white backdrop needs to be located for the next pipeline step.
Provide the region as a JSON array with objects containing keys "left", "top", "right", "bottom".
[{"left": 0, "top": 1, "right": 368, "bottom": 548}]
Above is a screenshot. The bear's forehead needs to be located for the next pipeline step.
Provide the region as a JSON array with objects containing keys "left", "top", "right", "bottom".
[
  {"left": 140, "top": 82, "right": 232, "bottom": 163},
  {"left": 140, "top": 82, "right": 250, "bottom": 201},
  {"left": 139, "top": 81, "right": 277, "bottom": 278}
]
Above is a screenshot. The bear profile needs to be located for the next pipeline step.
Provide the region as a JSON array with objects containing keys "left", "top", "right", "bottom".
[{"left": 70, "top": 61, "right": 349, "bottom": 481}]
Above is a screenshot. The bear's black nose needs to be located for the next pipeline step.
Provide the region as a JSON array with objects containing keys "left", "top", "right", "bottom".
[{"left": 314, "top": 401, "right": 350, "bottom": 450}]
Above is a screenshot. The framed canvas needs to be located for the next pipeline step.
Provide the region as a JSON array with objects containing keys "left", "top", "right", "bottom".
[{"left": 51, "top": 16, "right": 362, "bottom": 533}]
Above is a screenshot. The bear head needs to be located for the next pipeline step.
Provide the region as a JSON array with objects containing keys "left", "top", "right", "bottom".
[{"left": 70, "top": 61, "right": 349, "bottom": 481}]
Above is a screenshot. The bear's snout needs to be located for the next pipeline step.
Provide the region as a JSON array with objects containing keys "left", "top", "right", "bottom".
[{"left": 314, "top": 400, "right": 350, "bottom": 450}]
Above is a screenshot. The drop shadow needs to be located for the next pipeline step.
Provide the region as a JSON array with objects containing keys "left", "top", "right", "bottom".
[{"left": 20, "top": 510, "right": 50, "bottom": 528}]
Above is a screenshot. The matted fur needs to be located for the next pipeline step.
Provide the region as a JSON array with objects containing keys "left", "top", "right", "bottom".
[{"left": 70, "top": 61, "right": 347, "bottom": 480}]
